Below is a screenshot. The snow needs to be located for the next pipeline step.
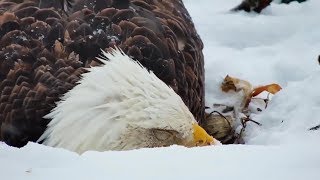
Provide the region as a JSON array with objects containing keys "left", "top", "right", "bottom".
[
  {"left": 188, "top": 0, "right": 320, "bottom": 146},
  {"left": 245, "top": 71, "right": 320, "bottom": 145},
  {"left": 1, "top": 142, "right": 320, "bottom": 179},
  {"left": 1, "top": 0, "right": 320, "bottom": 179}
]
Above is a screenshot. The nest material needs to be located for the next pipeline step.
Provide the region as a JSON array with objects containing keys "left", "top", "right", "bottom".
[
  {"left": 204, "top": 112, "right": 236, "bottom": 144},
  {"left": 205, "top": 75, "right": 281, "bottom": 144}
]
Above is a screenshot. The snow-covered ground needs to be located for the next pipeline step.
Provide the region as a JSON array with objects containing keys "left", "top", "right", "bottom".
[
  {"left": 1, "top": 0, "right": 320, "bottom": 179},
  {"left": 188, "top": 0, "right": 320, "bottom": 146},
  {"left": 1, "top": 142, "right": 320, "bottom": 179}
]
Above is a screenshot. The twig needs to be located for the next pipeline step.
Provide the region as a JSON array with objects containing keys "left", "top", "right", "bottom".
[
  {"left": 265, "top": 93, "right": 271, "bottom": 109},
  {"left": 241, "top": 116, "right": 262, "bottom": 128},
  {"left": 309, "top": 124, "right": 320, "bottom": 131}
]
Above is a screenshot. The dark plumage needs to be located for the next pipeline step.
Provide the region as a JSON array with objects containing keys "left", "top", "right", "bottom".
[
  {"left": 232, "top": 0, "right": 308, "bottom": 13},
  {"left": 232, "top": 0, "right": 272, "bottom": 13},
  {"left": 0, "top": 0, "right": 205, "bottom": 147}
]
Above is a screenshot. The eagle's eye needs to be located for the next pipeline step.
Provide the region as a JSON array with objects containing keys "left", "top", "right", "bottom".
[{"left": 151, "top": 129, "right": 178, "bottom": 141}]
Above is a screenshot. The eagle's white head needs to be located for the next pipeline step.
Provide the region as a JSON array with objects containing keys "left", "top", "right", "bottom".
[{"left": 38, "top": 48, "right": 217, "bottom": 154}]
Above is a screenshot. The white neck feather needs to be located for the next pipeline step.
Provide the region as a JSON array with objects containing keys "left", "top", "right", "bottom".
[{"left": 38, "top": 49, "right": 196, "bottom": 153}]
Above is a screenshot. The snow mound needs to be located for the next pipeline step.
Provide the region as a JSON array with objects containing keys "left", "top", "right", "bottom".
[
  {"left": 1, "top": 142, "right": 320, "bottom": 179},
  {"left": 245, "top": 70, "right": 320, "bottom": 145}
]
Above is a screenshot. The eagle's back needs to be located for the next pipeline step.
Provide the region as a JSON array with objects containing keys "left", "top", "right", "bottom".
[{"left": 0, "top": 0, "right": 204, "bottom": 147}]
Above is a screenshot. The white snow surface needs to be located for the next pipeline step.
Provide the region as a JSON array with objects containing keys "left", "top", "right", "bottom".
[{"left": 1, "top": 0, "right": 320, "bottom": 179}]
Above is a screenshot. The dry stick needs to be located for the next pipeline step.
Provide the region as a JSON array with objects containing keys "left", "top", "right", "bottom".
[
  {"left": 265, "top": 93, "right": 271, "bottom": 109},
  {"left": 250, "top": 92, "right": 271, "bottom": 109},
  {"left": 213, "top": 103, "right": 229, "bottom": 107},
  {"left": 242, "top": 117, "right": 262, "bottom": 127},
  {"left": 211, "top": 103, "right": 263, "bottom": 143},
  {"left": 238, "top": 126, "right": 246, "bottom": 139},
  {"left": 309, "top": 124, "right": 320, "bottom": 131},
  {"left": 239, "top": 116, "right": 262, "bottom": 141}
]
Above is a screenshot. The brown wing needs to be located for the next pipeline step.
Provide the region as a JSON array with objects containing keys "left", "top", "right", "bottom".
[{"left": 0, "top": 0, "right": 205, "bottom": 147}]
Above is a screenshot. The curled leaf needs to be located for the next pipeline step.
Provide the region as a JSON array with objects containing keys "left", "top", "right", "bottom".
[
  {"left": 221, "top": 75, "right": 237, "bottom": 92},
  {"left": 251, "top": 83, "right": 282, "bottom": 97}
]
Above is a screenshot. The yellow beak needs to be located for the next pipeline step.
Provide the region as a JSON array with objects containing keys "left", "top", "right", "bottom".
[{"left": 191, "top": 123, "right": 215, "bottom": 146}]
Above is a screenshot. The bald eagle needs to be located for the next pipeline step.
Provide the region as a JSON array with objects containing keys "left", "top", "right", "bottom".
[{"left": 0, "top": 0, "right": 213, "bottom": 152}]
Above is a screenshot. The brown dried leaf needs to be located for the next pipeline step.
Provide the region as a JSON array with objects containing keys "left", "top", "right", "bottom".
[
  {"left": 221, "top": 75, "right": 237, "bottom": 92},
  {"left": 251, "top": 83, "right": 282, "bottom": 97},
  {"left": 221, "top": 75, "right": 252, "bottom": 93}
]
